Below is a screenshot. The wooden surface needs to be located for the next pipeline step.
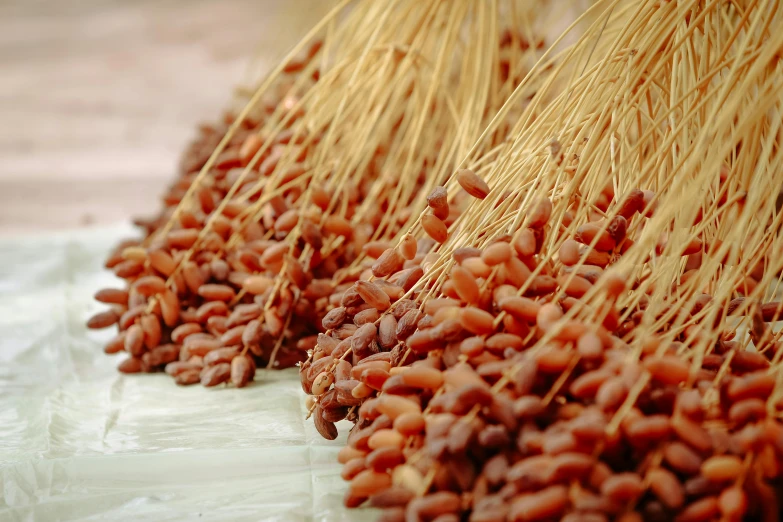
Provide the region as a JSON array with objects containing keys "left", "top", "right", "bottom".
[{"left": 0, "top": 0, "right": 330, "bottom": 237}]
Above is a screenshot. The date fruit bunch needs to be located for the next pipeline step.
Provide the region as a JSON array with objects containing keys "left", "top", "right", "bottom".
[
  {"left": 301, "top": 170, "right": 783, "bottom": 522},
  {"left": 299, "top": 0, "right": 783, "bottom": 518},
  {"left": 85, "top": 35, "right": 351, "bottom": 383},
  {"left": 86, "top": 0, "right": 558, "bottom": 389}
]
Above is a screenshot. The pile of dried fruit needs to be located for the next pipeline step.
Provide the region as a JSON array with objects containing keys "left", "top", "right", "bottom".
[
  {"left": 302, "top": 178, "right": 783, "bottom": 521},
  {"left": 86, "top": 0, "right": 557, "bottom": 387},
  {"left": 294, "top": 0, "right": 783, "bottom": 520}
]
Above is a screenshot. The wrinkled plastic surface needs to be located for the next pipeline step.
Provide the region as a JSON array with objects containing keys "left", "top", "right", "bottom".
[{"left": 0, "top": 224, "right": 374, "bottom": 522}]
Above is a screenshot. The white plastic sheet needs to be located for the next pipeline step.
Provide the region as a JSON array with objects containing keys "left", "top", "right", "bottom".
[{"left": 0, "top": 224, "right": 374, "bottom": 522}]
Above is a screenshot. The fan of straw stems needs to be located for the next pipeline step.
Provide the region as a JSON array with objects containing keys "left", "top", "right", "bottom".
[{"left": 295, "top": 0, "right": 783, "bottom": 521}]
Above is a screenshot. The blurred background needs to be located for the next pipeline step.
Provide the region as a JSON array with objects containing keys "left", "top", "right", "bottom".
[{"left": 0, "top": 0, "right": 332, "bottom": 237}]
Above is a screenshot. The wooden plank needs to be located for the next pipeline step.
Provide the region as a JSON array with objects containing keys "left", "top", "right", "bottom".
[{"left": 0, "top": 0, "right": 330, "bottom": 236}]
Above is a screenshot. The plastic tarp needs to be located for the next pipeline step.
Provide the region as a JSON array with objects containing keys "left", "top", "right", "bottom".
[{"left": 0, "top": 224, "right": 373, "bottom": 522}]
